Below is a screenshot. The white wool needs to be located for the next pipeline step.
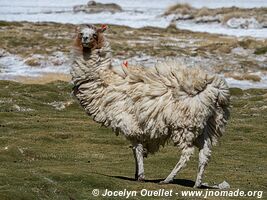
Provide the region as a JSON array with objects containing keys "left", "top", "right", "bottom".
[
  {"left": 70, "top": 34, "right": 230, "bottom": 187},
  {"left": 71, "top": 47, "right": 230, "bottom": 153}
]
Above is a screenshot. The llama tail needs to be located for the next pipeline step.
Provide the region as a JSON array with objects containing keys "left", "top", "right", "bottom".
[
  {"left": 167, "top": 62, "right": 230, "bottom": 146},
  {"left": 210, "top": 75, "right": 230, "bottom": 107},
  {"left": 201, "top": 75, "right": 230, "bottom": 145}
]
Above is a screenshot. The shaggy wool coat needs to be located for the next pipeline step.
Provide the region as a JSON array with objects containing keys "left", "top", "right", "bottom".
[{"left": 71, "top": 40, "right": 230, "bottom": 155}]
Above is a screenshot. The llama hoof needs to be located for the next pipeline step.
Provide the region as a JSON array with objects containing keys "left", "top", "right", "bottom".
[
  {"left": 193, "top": 184, "right": 201, "bottom": 188},
  {"left": 159, "top": 181, "right": 167, "bottom": 184},
  {"left": 193, "top": 181, "right": 202, "bottom": 188},
  {"left": 194, "top": 182, "right": 209, "bottom": 188},
  {"left": 135, "top": 174, "right": 145, "bottom": 182},
  {"left": 137, "top": 177, "right": 145, "bottom": 182}
]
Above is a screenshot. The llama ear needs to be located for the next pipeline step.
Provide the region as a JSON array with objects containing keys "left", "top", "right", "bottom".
[
  {"left": 76, "top": 26, "right": 81, "bottom": 33},
  {"left": 99, "top": 24, "right": 108, "bottom": 32},
  {"left": 123, "top": 60, "right": 128, "bottom": 68}
]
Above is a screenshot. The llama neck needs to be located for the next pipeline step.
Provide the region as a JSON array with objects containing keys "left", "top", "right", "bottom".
[{"left": 72, "top": 41, "right": 112, "bottom": 85}]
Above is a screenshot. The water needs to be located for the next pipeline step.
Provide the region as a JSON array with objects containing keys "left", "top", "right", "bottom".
[
  {"left": 0, "top": 0, "right": 267, "bottom": 88},
  {"left": 172, "top": 0, "right": 267, "bottom": 8},
  {"left": 0, "top": 0, "right": 267, "bottom": 30},
  {"left": 225, "top": 76, "right": 267, "bottom": 89},
  {"left": 0, "top": 0, "right": 176, "bottom": 28},
  {"left": 0, "top": 53, "right": 69, "bottom": 80},
  {"left": 175, "top": 21, "right": 267, "bottom": 38},
  {"left": 1, "top": 52, "right": 267, "bottom": 89}
]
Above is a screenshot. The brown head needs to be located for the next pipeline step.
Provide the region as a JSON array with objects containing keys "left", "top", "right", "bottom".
[{"left": 74, "top": 24, "right": 107, "bottom": 52}]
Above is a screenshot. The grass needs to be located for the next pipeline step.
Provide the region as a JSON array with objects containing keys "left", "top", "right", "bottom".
[
  {"left": 225, "top": 73, "right": 262, "bottom": 82},
  {"left": 164, "top": 3, "right": 192, "bottom": 15},
  {"left": 163, "top": 4, "right": 267, "bottom": 25},
  {"left": 0, "top": 22, "right": 71, "bottom": 57},
  {"left": 16, "top": 73, "right": 71, "bottom": 84},
  {"left": 221, "top": 12, "right": 246, "bottom": 24},
  {"left": 24, "top": 57, "right": 41, "bottom": 66},
  {"left": 0, "top": 80, "right": 266, "bottom": 200},
  {"left": 254, "top": 47, "right": 267, "bottom": 55},
  {"left": 0, "top": 21, "right": 266, "bottom": 68},
  {"left": 0, "top": 21, "right": 23, "bottom": 27},
  {"left": 195, "top": 7, "right": 213, "bottom": 17}
]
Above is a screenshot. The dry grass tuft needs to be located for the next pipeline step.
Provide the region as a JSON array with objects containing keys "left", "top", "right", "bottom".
[
  {"left": 164, "top": 3, "right": 193, "bottom": 15},
  {"left": 164, "top": 5, "right": 267, "bottom": 26},
  {"left": 24, "top": 58, "right": 41, "bottom": 67},
  {"left": 17, "top": 73, "right": 71, "bottom": 84},
  {"left": 225, "top": 73, "right": 261, "bottom": 82},
  {"left": 222, "top": 12, "right": 247, "bottom": 24},
  {"left": 195, "top": 7, "right": 213, "bottom": 17}
]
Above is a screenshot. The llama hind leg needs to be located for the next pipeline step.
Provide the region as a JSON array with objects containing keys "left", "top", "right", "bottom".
[
  {"left": 160, "top": 146, "right": 194, "bottom": 184},
  {"left": 194, "top": 137, "right": 211, "bottom": 188},
  {"left": 132, "top": 143, "right": 145, "bottom": 181}
]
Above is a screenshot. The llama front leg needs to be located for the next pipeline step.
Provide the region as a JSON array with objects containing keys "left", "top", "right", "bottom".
[
  {"left": 160, "top": 146, "right": 194, "bottom": 184},
  {"left": 132, "top": 144, "right": 145, "bottom": 181},
  {"left": 194, "top": 138, "right": 211, "bottom": 188}
]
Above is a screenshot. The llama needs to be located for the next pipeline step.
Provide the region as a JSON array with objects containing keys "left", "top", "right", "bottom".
[{"left": 71, "top": 24, "right": 230, "bottom": 188}]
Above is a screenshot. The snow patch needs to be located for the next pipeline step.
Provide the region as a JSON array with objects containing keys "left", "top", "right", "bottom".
[{"left": 0, "top": 51, "right": 70, "bottom": 80}]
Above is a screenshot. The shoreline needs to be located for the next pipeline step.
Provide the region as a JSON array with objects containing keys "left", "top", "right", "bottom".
[{"left": 0, "top": 21, "right": 266, "bottom": 89}]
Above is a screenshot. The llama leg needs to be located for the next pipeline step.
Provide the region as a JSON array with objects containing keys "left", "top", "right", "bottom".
[
  {"left": 194, "top": 138, "right": 211, "bottom": 188},
  {"left": 133, "top": 148, "right": 138, "bottom": 179},
  {"left": 132, "top": 144, "right": 145, "bottom": 181},
  {"left": 160, "top": 146, "right": 194, "bottom": 184}
]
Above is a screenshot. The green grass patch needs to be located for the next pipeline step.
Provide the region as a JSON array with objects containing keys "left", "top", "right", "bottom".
[
  {"left": 0, "top": 21, "right": 24, "bottom": 27},
  {"left": 0, "top": 81, "right": 266, "bottom": 200},
  {"left": 254, "top": 46, "right": 267, "bottom": 55}
]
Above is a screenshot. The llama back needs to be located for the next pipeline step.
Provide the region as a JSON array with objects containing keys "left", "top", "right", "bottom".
[
  {"left": 122, "top": 61, "right": 230, "bottom": 147},
  {"left": 72, "top": 55, "right": 230, "bottom": 150}
]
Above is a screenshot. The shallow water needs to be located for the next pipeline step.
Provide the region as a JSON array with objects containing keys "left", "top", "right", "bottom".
[
  {"left": 175, "top": 22, "right": 267, "bottom": 39},
  {"left": 225, "top": 76, "right": 267, "bottom": 89},
  {"left": 1, "top": 52, "right": 267, "bottom": 89},
  {"left": 0, "top": 1, "right": 267, "bottom": 88},
  {"left": 0, "top": 0, "right": 266, "bottom": 37},
  {"left": 0, "top": 53, "right": 69, "bottom": 80}
]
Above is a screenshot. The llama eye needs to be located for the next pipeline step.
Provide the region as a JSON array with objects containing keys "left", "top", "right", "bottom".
[
  {"left": 93, "top": 34, "right": 97, "bottom": 39},
  {"left": 79, "top": 33, "right": 83, "bottom": 38}
]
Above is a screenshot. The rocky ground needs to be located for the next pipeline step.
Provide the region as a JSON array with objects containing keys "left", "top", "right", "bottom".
[
  {"left": 0, "top": 21, "right": 266, "bottom": 85},
  {"left": 164, "top": 4, "right": 267, "bottom": 29}
]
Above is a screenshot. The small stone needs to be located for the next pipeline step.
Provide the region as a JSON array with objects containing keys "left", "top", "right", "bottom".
[{"left": 218, "top": 181, "right": 231, "bottom": 189}]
